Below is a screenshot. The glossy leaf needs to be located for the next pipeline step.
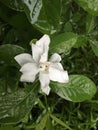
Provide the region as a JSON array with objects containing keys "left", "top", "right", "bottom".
[
  {"left": 50, "top": 32, "right": 77, "bottom": 53},
  {"left": 22, "top": 0, "right": 61, "bottom": 34},
  {"left": 74, "top": 0, "right": 98, "bottom": 16},
  {"left": 90, "top": 40, "right": 98, "bottom": 57},
  {"left": 0, "top": 82, "right": 39, "bottom": 124},
  {"left": 51, "top": 75, "right": 97, "bottom": 102},
  {"left": 0, "top": 0, "right": 23, "bottom": 11},
  {"left": 22, "top": 0, "right": 42, "bottom": 24},
  {"left": 0, "top": 44, "right": 25, "bottom": 66},
  {"left": 0, "top": 0, "right": 61, "bottom": 34}
]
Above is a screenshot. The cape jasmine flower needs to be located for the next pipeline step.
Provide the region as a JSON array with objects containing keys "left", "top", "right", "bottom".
[{"left": 14, "top": 34, "right": 69, "bottom": 95}]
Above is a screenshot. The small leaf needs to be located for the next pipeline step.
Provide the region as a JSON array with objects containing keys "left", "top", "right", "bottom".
[
  {"left": 0, "top": 82, "right": 39, "bottom": 124},
  {"left": 74, "top": 0, "right": 98, "bottom": 16},
  {"left": 86, "top": 15, "right": 96, "bottom": 34},
  {"left": 51, "top": 75, "right": 97, "bottom": 102},
  {"left": 0, "top": 44, "right": 25, "bottom": 66},
  {"left": 35, "top": 113, "right": 48, "bottom": 130},
  {"left": 50, "top": 32, "right": 77, "bottom": 53},
  {"left": 89, "top": 40, "right": 98, "bottom": 57}
]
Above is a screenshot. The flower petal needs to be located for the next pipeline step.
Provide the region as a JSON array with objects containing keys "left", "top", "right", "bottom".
[
  {"left": 20, "top": 63, "right": 39, "bottom": 76},
  {"left": 39, "top": 52, "right": 48, "bottom": 63},
  {"left": 37, "top": 34, "right": 50, "bottom": 62},
  {"left": 20, "top": 74, "right": 36, "bottom": 83},
  {"left": 50, "top": 62, "right": 64, "bottom": 70},
  {"left": 32, "top": 34, "right": 50, "bottom": 63},
  {"left": 20, "top": 63, "right": 39, "bottom": 83},
  {"left": 36, "top": 34, "right": 50, "bottom": 51},
  {"left": 39, "top": 72, "right": 50, "bottom": 95},
  {"left": 50, "top": 53, "right": 61, "bottom": 62},
  {"left": 49, "top": 53, "right": 61, "bottom": 62},
  {"left": 32, "top": 44, "right": 43, "bottom": 63},
  {"left": 49, "top": 65, "right": 69, "bottom": 83},
  {"left": 14, "top": 53, "right": 33, "bottom": 66}
]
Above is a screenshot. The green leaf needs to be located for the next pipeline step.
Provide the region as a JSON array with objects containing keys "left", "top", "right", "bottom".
[
  {"left": 0, "top": 0, "right": 23, "bottom": 11},
  {"left": 46, "top": 117, "right": 54, "bottom": 130},
  {"left": 0, "top": 0, "right": 62, "bottom": 34},
  {"left": 22, "top": 0, "right": 42, "bottom": 24},
  {"left": 0, "top": 82, "right": 39, "bottom": 124},
  {"left": 0, "top": 124, "right": 19, "bottom": 130},
  {"left": 0, "top": 44, "right": 25, "bottom": 66},
  {"left": 22, "top": 0, "right": 61, "bottom": 34},
  {"left": 43, "top": 0, "right": 61, "bottom": 28},
  {"left": 86, "top": 15, "right": 96, "bottom": 34},
  {"left": 22, "top": 0, "right": 50, "bottom": 34},
  {"left": 50, "top": 32, "right": 77, "bottom": 53},
  {"left": 0, "top": 44, "right": 24, "bottom": 92},
  {"left": 35, "top": 113, "right": 48, "bottom": 130},
  {"left": 89, "top": 40, "right": 98, "bottom": 57},
  {"left": 9, "top": 13, "right": 31, "bottom": 29},
  {"left": 74, "top": 0, "right": 98, "bottom": 16},
  {"left": 73, "top": 35, "right": 87, "bottom": 48},
  {"left": 51, "top": 75, "right": 97, "bottom": 102},
  {"left": 0, "top": 67, "right": 20, "bottom": 93},
  {"left": 0, "top": 3, "right": 27, "bottom": 31}
]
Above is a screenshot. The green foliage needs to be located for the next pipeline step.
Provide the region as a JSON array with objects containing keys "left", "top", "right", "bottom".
[
  {"left": 74, "top": 0, "right": 98, "bottom": 15},
  {"left": 89, "top": 40, "right": 98, "bottom": 57},
  {"left": 51, "top": 75, "right": 97, "bottom": 102},
  {"left": 0, "top": 44, "right": 25, "bottom": 66},
  {"left": 35, "top": 114, "right": 49, "bottom": 130},
  {"left": 0, "top": 0, "right": 23, "bottom": 11},
  {"left": 0, "top": 124, "right": 19, "bottom": 130},
  {"left": 0, "top": 0, "right": 98, "bottom": 129},
  {"left": 0, "top": 82, "right": 39, "bottom": 124},
  {"left": 50, "top": 32, "right": 77, "bottom": 53},
  {"left": 22, "top": 0, "right": 61, "bottom": 34},
  {"left": 86, "top": 14, "right": 97, "bottom": 34},
  {"left": 50, "top": 114, "right": 72, "bottom": 130}
]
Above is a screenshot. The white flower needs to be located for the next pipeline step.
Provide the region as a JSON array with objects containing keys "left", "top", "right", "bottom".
[{"left": 14, "top": 34, "right": 69, "bottom": 95}]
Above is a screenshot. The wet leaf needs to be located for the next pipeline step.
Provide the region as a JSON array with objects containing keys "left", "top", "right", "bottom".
[
  {"left": 22, "top": 0, "right": 61, "bottom": 34},
  {"left": 51, "top": 75, "right": 97, "bottom": 102},
  {"left": 50, "top": 32, "right": 77, "bottom": 53},
  {"left": 0, "top": 83, "right": 39, "bottom": 124}
]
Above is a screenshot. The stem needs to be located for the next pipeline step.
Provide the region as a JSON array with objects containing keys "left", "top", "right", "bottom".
[{"left": 44, "top": 95, "right": 48, "bottom": 111}]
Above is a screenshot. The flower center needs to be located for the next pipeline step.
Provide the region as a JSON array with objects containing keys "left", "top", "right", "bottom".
[{"left": 39, "top": 62, "right": 50, "bottom": 72}]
